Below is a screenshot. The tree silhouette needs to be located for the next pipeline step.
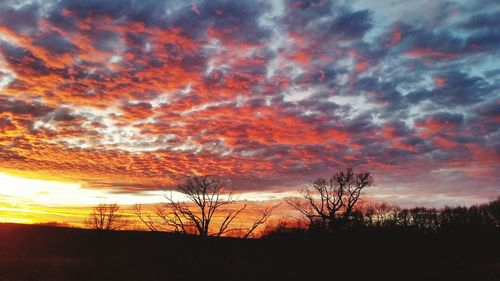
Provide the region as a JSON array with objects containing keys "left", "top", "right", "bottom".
[
  {"left": 287, "top": 168, "right": 373, "bottom": 231},
  {"left": 135, "top": 175, "right": 277, "bottom": 237},
  {"left": 363, "top": 202, "right": 399, "bottom": 227},
  {"left": 409, "top": 207, "right": 439, "bottom": 231},
  {"left": 487, "top": 197, "right": 500, "bottom": 227},
  {"left": 85, "top": 203, "right": 126, "bottom": 230}
]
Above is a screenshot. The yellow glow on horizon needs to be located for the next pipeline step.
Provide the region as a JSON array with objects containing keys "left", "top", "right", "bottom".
[
  {"left": 0, "top": 172, "right": 172, "bottom": 207},
  {"left": 0, "top": 172, "right": 294, "bottom": 228},
  {"left": 0, "top": 172, "right": 164, "bottom": 225},
  {"left": 0, "top": 172, "right": 297, "bottom": 206},
  {"left": 0, "top": 172, "right": 84, "bottom": 205}
]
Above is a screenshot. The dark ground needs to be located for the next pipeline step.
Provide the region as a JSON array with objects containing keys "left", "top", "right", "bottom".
[{"left": 0, "top": 223, "right": 498, "bottom": 281}]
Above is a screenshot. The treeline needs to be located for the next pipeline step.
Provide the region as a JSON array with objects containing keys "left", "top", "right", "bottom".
[
  {"left": 360, "top": 201, "right": 500, "bottom": 231},
  {"left": 264, "top": 199, "right": 500, "bottom": 237},
  {"left": 85, "top": 168, "right": 499, "bottom": 238}
]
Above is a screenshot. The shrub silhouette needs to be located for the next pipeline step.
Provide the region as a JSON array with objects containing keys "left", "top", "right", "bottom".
[{"left": 85, "top": 203, "right": 127, "bottom": 230}]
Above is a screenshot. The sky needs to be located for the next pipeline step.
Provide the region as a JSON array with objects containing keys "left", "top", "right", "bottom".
[{"left": 0, "top": 0, "right": 499, "bottom": 224}]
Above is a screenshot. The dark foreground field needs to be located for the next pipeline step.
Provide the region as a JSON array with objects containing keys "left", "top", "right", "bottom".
[{"left": 0, "top": 223, "right": 498, "bottom": 281}]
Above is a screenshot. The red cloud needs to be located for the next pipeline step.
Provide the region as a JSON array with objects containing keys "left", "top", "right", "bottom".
[
  {"left": 406, "top": 47, "right": 459, "bottom": 60},
  {"left": 0, "top": 0, "right": 497, "bottom": 210},
  {"left": 390, "top": 30, "right": 402, "bottom": 46},
  {"left": 433, "top": 76, "right": 447, "bottom": 87},
  {"left": 355, "top": 61, "right": 369, "bottom": 73}
]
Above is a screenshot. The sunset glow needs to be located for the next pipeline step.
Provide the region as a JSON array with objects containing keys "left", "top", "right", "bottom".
[{"left": 0, "top": 0, "right": 499, "bottom": 227}]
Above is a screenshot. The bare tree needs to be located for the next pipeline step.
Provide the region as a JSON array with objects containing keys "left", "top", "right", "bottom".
[
  {"left": 133, "top": 204, "right": 160, "bottom": 231},
  {"left": 86, "top": 203, "right": 127, "bottom": 230},
  {"left": 286, "top": 168, "right": 373, "bottom": 231},
  {"left": 135, "top": 175, "right": 277, "bottom": 237}
]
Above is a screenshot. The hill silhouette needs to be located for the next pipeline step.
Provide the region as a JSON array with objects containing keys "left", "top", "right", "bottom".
[{"left": 0, "top": 222, "right": 498, "bottom": 281}]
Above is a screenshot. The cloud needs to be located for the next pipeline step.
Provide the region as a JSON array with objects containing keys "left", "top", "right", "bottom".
[
  {"left": 430, "top": 71, "right": 494, "bottom": 106},
  {"left": 0, "top": 0, "right": 498, "bottom": 206},
  {"left": 0, "top": 96, "right": 52, "bottom": 117},
  {"left": 33, "top": 31, "right": 79, "bottom": 55},
  {"left": 460, "top": 11, "right": 500, "bottom": 30},
  {"left": 0, "top": 2, "right": 41, "bottom": 35},
  {"left": 415, "top": 112, "right": 464, "bottom": 131},
  {"left": 283, "top": 0, "right": 372, "bottom": 40}
]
